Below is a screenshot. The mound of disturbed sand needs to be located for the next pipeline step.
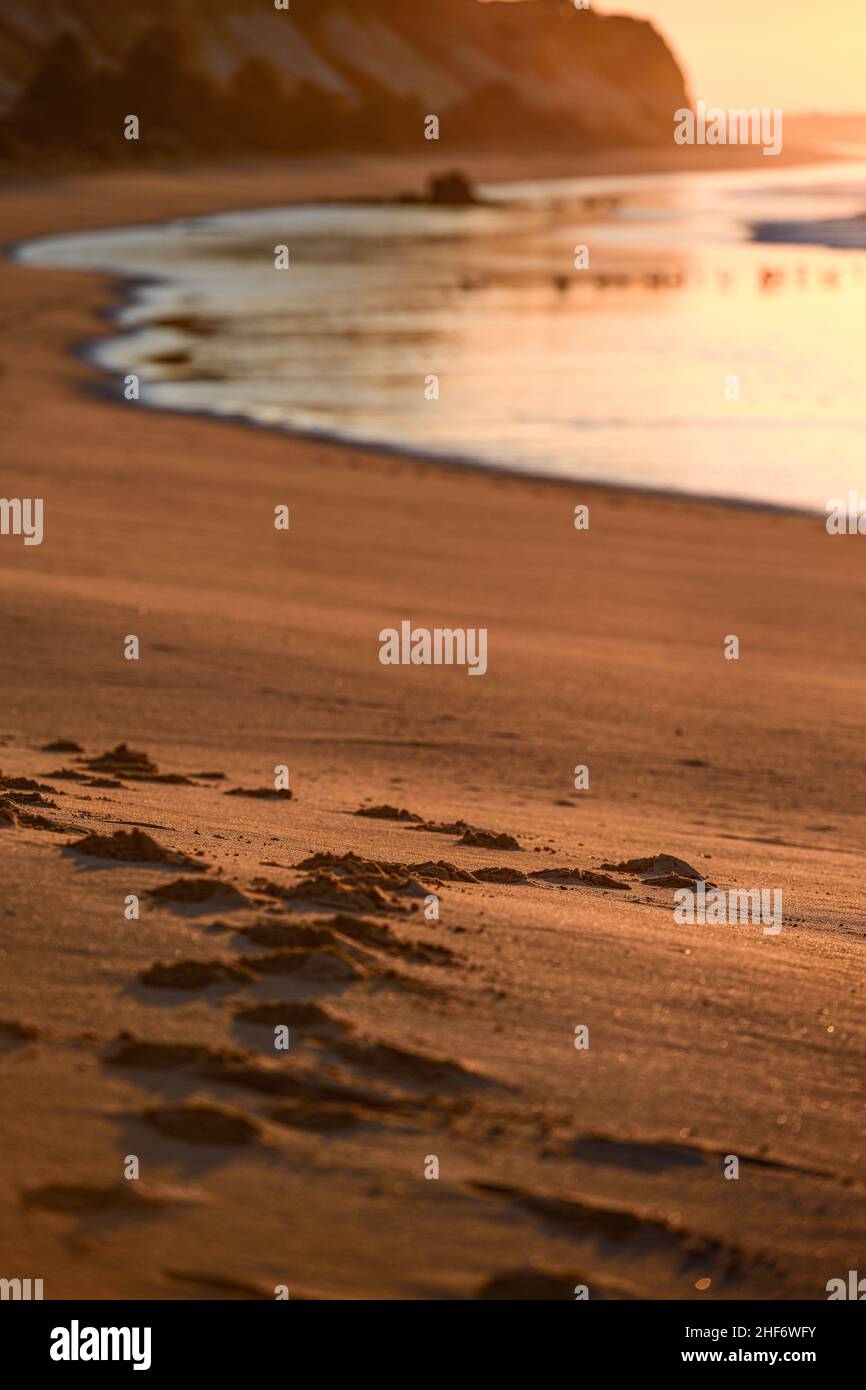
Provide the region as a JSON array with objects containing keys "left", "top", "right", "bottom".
[
  {"left": 643, "top": 872, "right": 701, "bottom": 889},
  {"left": 293, "top": 852, "right": 422, "bottom": 893},
  {"left": 600, "top": 853, "right": 704, "bottom": 880},
  {"left": 353, "top": 804, "right": 422, "bottom": 822},
  {"left": 408, "top": 860, "right": 479, "bottom": 883},
  {"left": 82, "top": 742, "right": 158, "bottom": 775},
  {"left": 147, "top": 877, "right": 249, "bottom": 910},
  {"left": 6, "top": 791, "right": 57, "bottom": 806},
  {"left": 413, "top": 819, "right": 473, "bottom": 835},
  {"left": 260, "top": 871, "right": 410, "bottom": 916},
  {"left": 1, "top": 775, "right": 57, "bottom": 792},
  {"left": 458, "top": 829, "right": 522, "bottom": 850},
  {"left": 473, "top": 866, "right": 529, "bottom": 884},
  {"left": 80, "top": 742, "right": 195, "bottom": 785},
  {"left": 530, "top": 867, "right": 629, "bottom": 889},
  {"left": 69, "top": 828, "right": 205, "bottom": 868},
  {"left": 301, "top": 853, "right": 482, "bottom": 888},
  {"left": 0, "top": 797, "right": 68, "bottom": 832}
]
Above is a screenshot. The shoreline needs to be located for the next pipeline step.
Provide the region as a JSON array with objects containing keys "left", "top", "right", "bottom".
[{"left": 82, "top": 373, "right": 831, "bottom": 522}]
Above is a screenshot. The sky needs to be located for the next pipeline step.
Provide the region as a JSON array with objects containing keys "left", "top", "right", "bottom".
[{"left": 596, "top": 0, "right": 866, "bottom": 112}]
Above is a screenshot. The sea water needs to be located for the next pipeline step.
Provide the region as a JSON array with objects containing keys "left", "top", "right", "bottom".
[{"left": 16, "top": 158, "right": 866, "bottom": 512}]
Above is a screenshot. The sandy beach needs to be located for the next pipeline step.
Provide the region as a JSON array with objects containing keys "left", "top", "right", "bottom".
[{"left": 1, "top": 153, "right": 864, "bottom": 1301}]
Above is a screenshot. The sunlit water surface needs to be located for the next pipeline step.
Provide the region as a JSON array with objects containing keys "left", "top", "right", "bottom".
[{"left": 17, "top": 159, "right": 866, "bottom": 510}]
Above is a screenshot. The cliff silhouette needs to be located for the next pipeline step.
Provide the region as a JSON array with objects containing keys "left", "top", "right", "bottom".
[{"left": 0, "top": 0, "right": 689, "bottom": 170}]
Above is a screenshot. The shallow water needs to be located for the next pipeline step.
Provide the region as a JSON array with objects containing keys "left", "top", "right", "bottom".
[{"left": 16, "top": 159, "right": 866, "bottom": 511}]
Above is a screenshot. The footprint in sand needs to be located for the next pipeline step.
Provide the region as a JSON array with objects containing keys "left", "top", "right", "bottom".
[
  {"left": 331, "top": 1038, "right": 493, "bottom": 1091},
  {"left": 139, "top": 958, "right": 256, "bottom": 989},
  {"left": 21, "top": 1181, "right": 204, "bottom": 1213},
  {"left": 233, "top": 999, "right": 348, "bottom": 1038},
  {"left": 163, "top": 1270, "right": 276, "bottom": 1299},
  {"left": 103, "top": 1034, "right": 249, "bottom": 1072},
  {"left": 0, "top": 1018, "right": 42, "bottom": 1053},
  {"left": 235, "top": 915, "right": 452, "bottom": 996},
  {"left": 105, "top": 1031, "right": 345, "bottom": 1107},
  {"left": 104, "top": 1027, "right": 431, "bottom": 1139},
  {"left": 250, "top": 902, "right": 452, "bottom": 961},
  {"left": 471, "top": 1180, "right": 777, "bottom": 1283},
  {"left": 561, "top": 1134, "right": 711, "bottom": 1173},
  {"left": 266, "top": 1064, "right": 426, "bottom": 1133},
  {"left": 140, "top": 1102, "right": 261, "bottom": 1146},
  {"left": 268, "top": 1099, "right": 364, "bottom": 1133},
  {"left": 320, "top": 911, "right": 455, "bottom": 965},
  {"left": 224, "top": 786, "right": 292, "bottom": 800},
  {"left": 476, "top": 1267, "right": 634, "bottom": 1300},
  {"left": 237, "top": 920, "right": 337, "bottom": 949},
  {"left": 244, "top": 946, "right": 366, "bottom": 983}
]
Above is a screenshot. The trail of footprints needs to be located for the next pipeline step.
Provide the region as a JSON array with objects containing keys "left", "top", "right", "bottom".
[{"left": 0, "top": 741, "right": 819, "bottom": 1296}]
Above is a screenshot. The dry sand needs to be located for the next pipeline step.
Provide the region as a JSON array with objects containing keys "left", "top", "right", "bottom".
[{"left": 0, "top": 151, "right": 864, "bottom": 1301}]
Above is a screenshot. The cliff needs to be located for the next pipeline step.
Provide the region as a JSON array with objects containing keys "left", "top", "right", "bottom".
[{"left": 0, "top": 0, "right": 689, "bottom": 168}]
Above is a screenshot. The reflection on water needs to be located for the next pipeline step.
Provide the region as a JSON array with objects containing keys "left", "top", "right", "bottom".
[{"left": 16, "top": 160, "right": 866, "bottom": 510}]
